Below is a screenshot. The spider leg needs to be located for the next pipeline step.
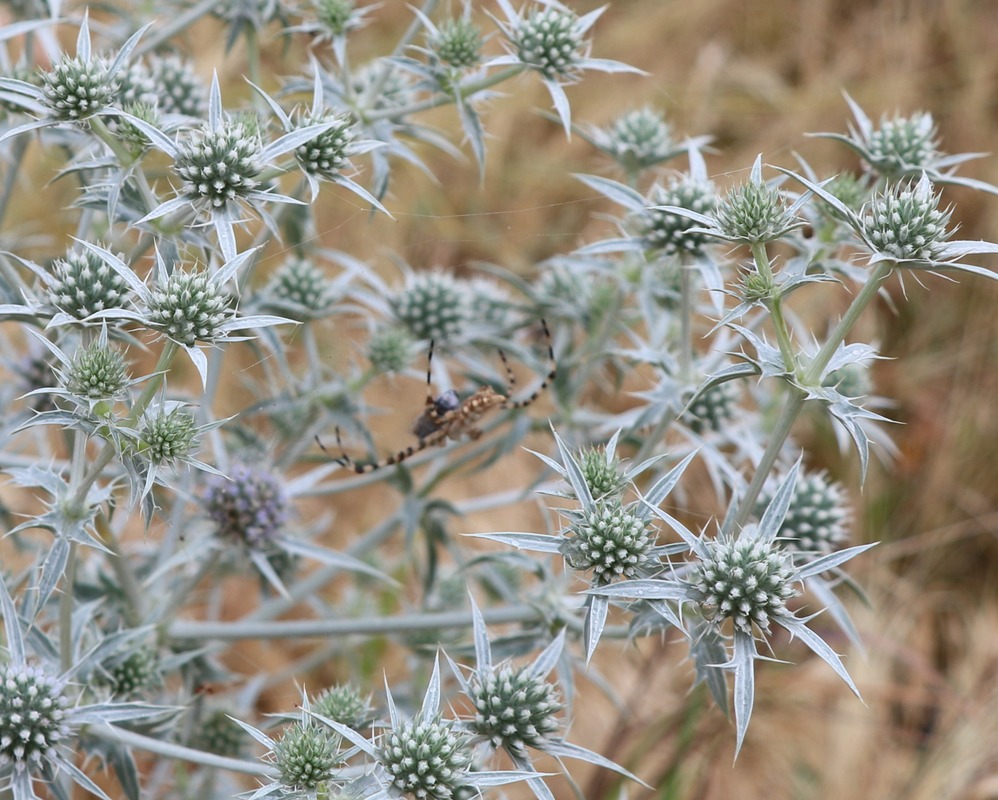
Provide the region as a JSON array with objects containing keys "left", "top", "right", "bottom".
[{"left": 501, "top": 318, "right": 556, "bottom": 410}]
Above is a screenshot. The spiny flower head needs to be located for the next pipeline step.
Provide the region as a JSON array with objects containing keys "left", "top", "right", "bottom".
[
  {"left": 823, "top": 361, "right": 872, "bottom": 399},
  {"left": 367, "top": 326, "right": 414, "bottom": 374},
  {"left": 50, "top": 243, "right": 131, "bottom": 319},
  {"left": 379, "top": 714, "right": 473, "bottom": 800},
  {"left": 603, "top": 106, "right": 674, "bottom": 173},
  {"left": 757, "top": 471, "right": 850, "bottom": 556},
  {"left": 273, "top": 721, "right": 340, "bottom": 792},
  {"left": 108, "top": 647, "right": 159, "bottom": 696},
  {"left": 204, "top": 464, "right": 290, "bottom": 549},
  {"left": 859, "top": 179, "right": 952, "bottom": 262},
  {"left": 510, "top": 6, "right": 588, "bottom": 81},
  {"left": 295, "top": 112, "right": 355, "bottom": 179},
  {"left": 682, "top": 381, "right": 739, "bottom": 435},
  {"left": 313, "top": 684, "right": 370, "bottom": 728},
  {"left": 714, "top": 179, "right": 798, "bottom": 245},
  {"left": 469, "top": 663, "right": 561, "bottom": 757},
  {"left": 467, "top": 278, "right": 517, "bottom": 335},
  {"left": 147, "top": 53, "right": 208, "bottom": 117},
  {"left": 313, "top": 0, "right": 356, "bottom": 36},
  {"left": 174, "top": 121, "right": 263, "bottom": 209},
  {"left": 116, "top": 101, "right": 159, "bottom": 158},
  {"left": 189, "top": 709, "right": 245, "bottom": 757},
  {"left": 40, "top": 54, "right": 117, "bottom": 121},
  {"left": 865, "top": 111, "right": 940, "bottom": 177},
  {"left": 689, "top": 535, "right": 799, "bottom": 635},
  {"left": 65, "top": 341, "right": 128, "bottom": 401},
  {"left": 430, "top": 16, "right": 483, "bottom": 69},
  {"left": 578, "top": 446, "right": 626, "bottom": 500},
  {"left": 392, "top": 272, "right": 470, "bottom": 342},
  {"left": 636, "top": 177, "right": 716, "bottom": 257},
  {"left": 0, "top": 664, "right": 69, "bottom": 773},
  {"left": 117, "top": 60, "right": 158, "bottom": 108},
  {"left": 267, "top": 257, "right": 336, "bottom": 320},
  {"left": 561, "top": 501, "right": 654, "bottom": 585},
  {"left": 140, "top": 407, "right": 198, "bottom": 464},
  {"left": 146, "top": 268, "right": 234, "bottom": 346}
]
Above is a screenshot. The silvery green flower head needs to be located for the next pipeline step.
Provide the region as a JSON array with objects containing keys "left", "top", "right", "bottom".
[
  {"left": 656, "top": 156, "right": 809, "bottom": 247},
  {"left": 488, "top": 0, "right": 645, "bottom": 135},
  {"left": 443, "top": 598, "right": 644, "bottom": 797},
  {"left": 125, "top": 75, "right": 344, "bottom": 262},
  {"left": 0, "top": 12, "right": 150, "bottom": 145},
  {"left": 300, "top": 658, "right": 534, "bottom": 800},
  {"left": 249, "top": 68, "right": 388, "bottom": 208},
  {"left": 580, "top": 106, "right": 714, "bottom": 179},
  {"left": 783, "top": 170, "right": 998, "bottom": 279},
  {"left": 285, "top": 0, "right": 375, "bottom": 64},
  {"left": 0, "top": 575, "right": 167, "bottom": 800},
  {"left": 591, "top": 460, "right": 875, "bottom": 757},
  {"left": 811, "top": 94, "right": 998, "bottom": 195},
  {"left": 575, "top": 147, "right": 717, "bottom": 261},
  {"left": 68, "top": 241, "right": 294, "bottom": 388}
]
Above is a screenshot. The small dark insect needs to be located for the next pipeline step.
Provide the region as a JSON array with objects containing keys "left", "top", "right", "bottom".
[{"left": 319, "top": 320, "right": 556, "bottom": 474}]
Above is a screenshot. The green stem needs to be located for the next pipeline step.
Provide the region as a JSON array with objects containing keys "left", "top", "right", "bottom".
[
  {"left": 678, "top": 255, "right": 693, "bottom": 380},
  {"left": 751, "top": 242, "right": 797, "bottom": 374},
  {"left": 91, "top": 725, "right": 275, "bottom": 778},
  {"left": 59, "top": 544, "right": 78, "bottom": 673},
  {"left": 0, "top": 135, "right": 29, "bottom": 230},
  {"left": 803, "top": 260, "right": 893, "bottom": 384}
]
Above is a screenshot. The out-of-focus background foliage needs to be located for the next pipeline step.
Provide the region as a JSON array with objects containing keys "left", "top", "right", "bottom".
[{"left": 6, "top": 0, "right": 998, "bottom": 797}]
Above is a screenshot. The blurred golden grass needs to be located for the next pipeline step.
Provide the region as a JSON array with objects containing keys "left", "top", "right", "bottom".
[{"left": 5, "top": 0, "right": 998, "bottom": 796}]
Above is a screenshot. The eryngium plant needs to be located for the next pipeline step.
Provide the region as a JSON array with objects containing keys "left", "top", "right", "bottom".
[{"left": 1, "top": 4, "right": 997, "bottom": 798}]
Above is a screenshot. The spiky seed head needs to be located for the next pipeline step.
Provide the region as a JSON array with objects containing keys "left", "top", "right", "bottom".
[
  {"left": 392, "top": 272, "right": 469, "bottom": 342},
  {"left": 40, "top": 55, "right": 117, "bottom": 121},
  {"left": 117, "top": 60, "right": 158, "bottom": 108},
  {"left": 50, "top": 243, "right": 131, "bottom": 319},
  {"left": 174, "top": 121, "right": 263, "bottom": 209},
  {"left": 367, "top": 326, "right": 414, "bottom": 374},
  {"left": 860, "top": 180, "right": 952, "bottom": 262},
  {"left": 140, "top": 407, "right": 198, "bottom": 464},
  {"left": 379, "top": 715, "right": 473, "bottom": 800},
  {"left": 430, "top": 17, "right": 483, "bottom": 69},
  {"left": 147, "top": 54, "right": 208, "bottom": 117},
  {"left": 469, "top": 664, "right": 561, "bottom": 757},
  {"left": 635, "top": 178, "right": 716, "bottom": 257},
  {"left": 116, "top": 101, "right": 159, "bottom": 158},
  {"left": 511, "top": 7, "right": 586, "bottom": 81},
  {"left": 561, "top": 501, "right": 654, "bottom": 585},
  {"left": 313, "top": 0, "right": 355, "bottom": 36},
  {"left": 757, "top": 471, "right": 850, "bottom": 556},
  {"left": 273, "top": 722, "right": 339, "bottom": 792},
  {"left": 714, "top": 180, "right": 798, "bottom": 244},
  {"left": 866, "top": 111, "right": 939, "bottom": 177},
  {"left": 604, "top": 106, "right": 673, "bottom": 172},
  {"left": 467, "top": 278, "right": 516, "bottom": 334},
  {"left": 682, "top": 381, "right": 739, "bottom": 435},
  {"left": 0, "top": 664, "right": 69, "bottom": 772},
  {"left": 146, "top": 268, "right": 233, "bottom": 346},
  {"left": 313, "top": 684, "right": 370, "bottom": 728},
  {"left": 267, "top": 257, "right": 335, "bottom": 319},
  {"left": 66, "top": 341, "right": 128, "bottom": 400},
  {"left": 689, "top": 536, "right": 799, "bottom": 635},
  {"left": 109, "top": 647, "right": 159, "bottom": 696},
  {"left": 536, "top": 263, "right": 589, "bottom": 308},
  {"left": 204, "top": 464, "right": 289, "bottom": 549},
  {"left": 579, "top": 447, "right": 626, "bottom": 500},
  {"left": 189, "top": 709, "right": 245, "bottom": 757},
  {"left": 296, "top": 113, "right": 355, "bottom": 179},
  {"left": 739, "top": 269, "right": 775, "bottom": 305}
]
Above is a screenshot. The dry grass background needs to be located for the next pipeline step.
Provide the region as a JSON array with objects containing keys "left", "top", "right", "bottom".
[{"left": 5, "top": 0, "right": 998, "bottom": 797}]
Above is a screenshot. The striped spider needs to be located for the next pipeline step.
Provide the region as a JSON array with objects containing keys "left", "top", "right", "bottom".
[{"left": 322, "top": 320, "right": 555, "bottom": 474}]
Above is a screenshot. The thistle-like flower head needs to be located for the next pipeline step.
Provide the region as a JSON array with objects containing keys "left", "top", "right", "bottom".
[
  {"left": 0, "top": 664, "right": 70, "bottom": 773},
  {"left": 174, "top": 120, "right": 263, "bottom": 210},
  {"left": 40, "top": 54, "right": 118, "bottom": 121},
  {"left": 560, "top": 501, "right": 654, "bottom": 585},
  {"left": 430, "top": 16, "right": 483, "bottom": 69},
  {"left": 366, "top": 326, "right": 415, "bottom": 374},
  {"left": 636, "top": 177, "right": 716, "bottom": 257},
  {"left": 681, "top": 381, "right": 739, "bottom": 435},
  {"left": 273, "top": 721, "right": 340, "bottom": 793},
  {"left": 864, "top": 110, "right": 940, "bottom": 178},
  {"left": 266, "top": 257, "right": 337, "bottom": 320},
  {"left": 66, "top": 341, "right": 128, "bottom": 401},
  {"left": 49, "top": 242, "right": 131, "bottom": 320},
  {"left": 379, "top": 714, "right": 473, "bottom": 800},
  {"left": 204, "top": 464, "right": 290, "bottom": 549},
  {"left": 859, "top": 178, "right": 953, "bottom": 262},
  {"left": 147, "top": 53, "right": 208, "bottom": 117},
  {"left": 392, "top": 271, "right": 470, "bottom": 342},
  {"left": 507, "top": 5, "right": 588, "bottom": 82},
  {"left": 757, "top": 470, "right": 850, "bottom": 557},
  {"left": 140, "top": 406, "right": 199, "bottom": 465},
  {"left": 714, "top": 178, "right": 800, "bottom": 245},
  {"left": 295, "top": 112, "right": 355, "bottom": 180},
  {"left": 469, "top": 663, "right": 562, "bottom": 758},
  {"left": 313, "top": 684, "right": 371, "bottom": 729},
  {"left": 146, "top": 267, "right": 235, "bottom": 347}
]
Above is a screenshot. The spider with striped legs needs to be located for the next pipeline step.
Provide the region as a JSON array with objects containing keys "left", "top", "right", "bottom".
[{"left": 320, "top": 320, "right": 555, "bottom": 474}]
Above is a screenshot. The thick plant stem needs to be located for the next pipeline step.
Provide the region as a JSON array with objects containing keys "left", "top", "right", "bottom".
[{"left": 59, "top": 544, "right": 77, "bottom": 673}]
